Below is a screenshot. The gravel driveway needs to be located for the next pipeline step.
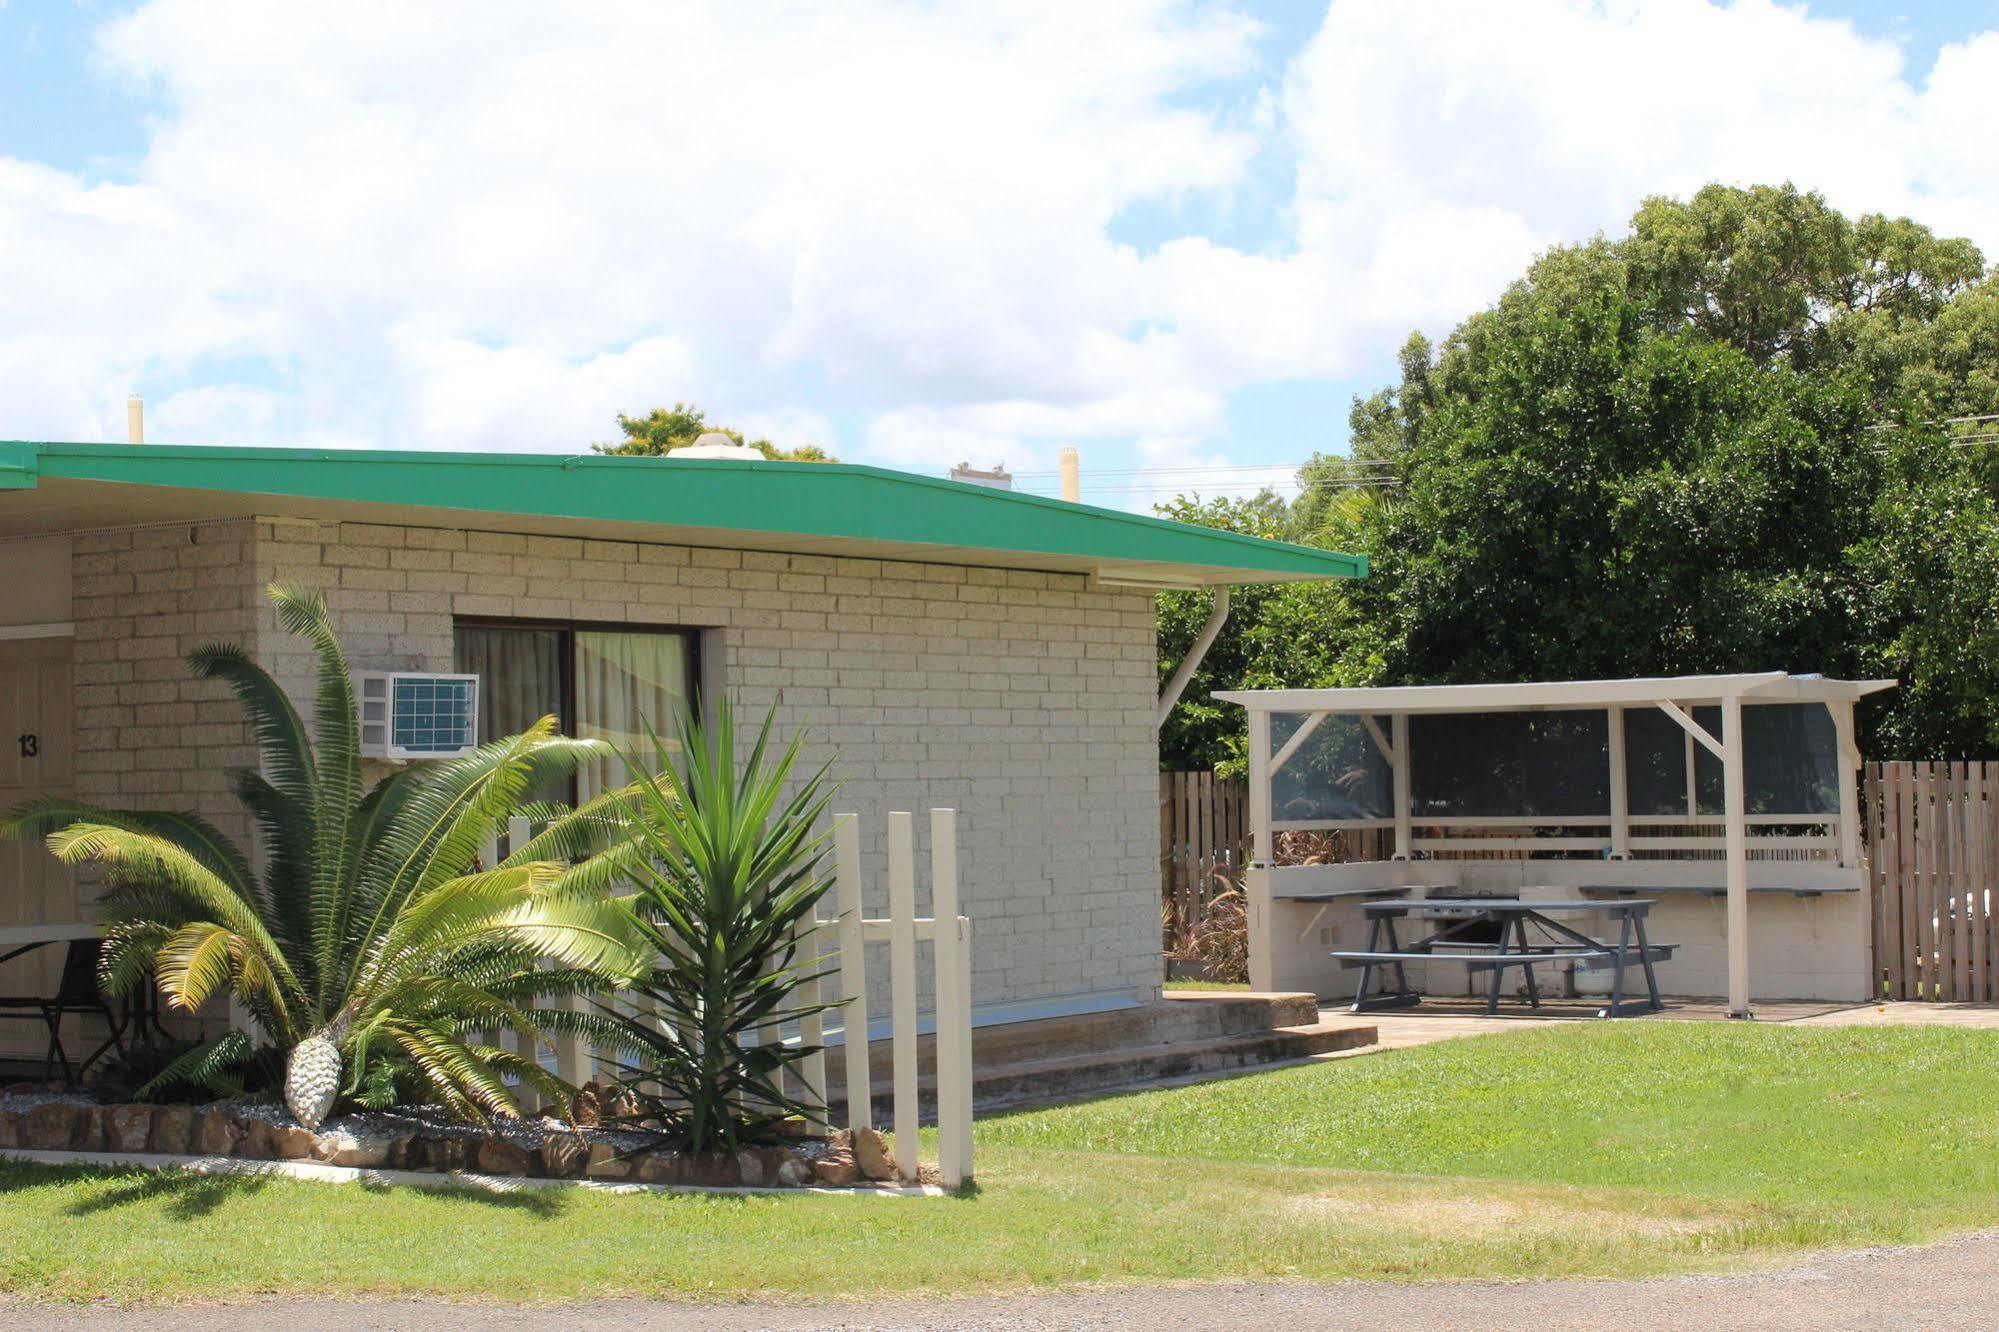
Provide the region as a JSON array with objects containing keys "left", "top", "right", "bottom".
[{"left": 8, "top": 1230, "right": 1999, "bottom": 1331}]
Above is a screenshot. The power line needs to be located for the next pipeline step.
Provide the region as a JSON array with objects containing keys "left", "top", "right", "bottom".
[{"left": 1009, "top": 458, "right": 1399, "bottom": 478}]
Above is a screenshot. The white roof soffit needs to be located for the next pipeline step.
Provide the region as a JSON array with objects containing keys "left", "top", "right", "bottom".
[{"left": 1214, "top": 673, "right": 1900, "bottom": 714}]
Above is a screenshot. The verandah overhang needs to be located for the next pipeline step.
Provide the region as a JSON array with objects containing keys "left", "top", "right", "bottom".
[{"left": 1218, "top": 673, "right": 1898, "bottom": 1017}]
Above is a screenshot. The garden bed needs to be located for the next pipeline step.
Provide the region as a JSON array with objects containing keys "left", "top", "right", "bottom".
[{"left": 0, "top": 1084, "right": 911, "bottom": 1191}]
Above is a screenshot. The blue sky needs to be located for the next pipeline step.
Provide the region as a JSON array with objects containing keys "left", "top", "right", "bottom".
[{"left": 3, "top": 1, "right": 1997, "bottom": 509}]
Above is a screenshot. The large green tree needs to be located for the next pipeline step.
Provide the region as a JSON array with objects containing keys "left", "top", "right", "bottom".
[{"left": 1158, "top": 183, "right": 1999, "bottom": 766}]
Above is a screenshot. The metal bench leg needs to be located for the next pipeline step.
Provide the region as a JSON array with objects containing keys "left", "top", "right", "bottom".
[
  {"left": 1514, "top": 916, "right": 1541, "bottom": 1009},
  {"left": 1350, "top": 916, "right": 1383, "bottom": 1013},
  {"left": 1634, "top": 914, "right": 1663, "bottom": 1011},
  {"left": 1602, "top": 915, "right": 1632, "bottom": 1019},
  {"left": 1385, "top": 917, "right": 1413, "bottom": 1003},
  {"left": 42, "top": 1006, "right": 75, "bottom": 1087},
  {"left": 1486, "top": 920, "right": 1513, "bottom": 1015}
]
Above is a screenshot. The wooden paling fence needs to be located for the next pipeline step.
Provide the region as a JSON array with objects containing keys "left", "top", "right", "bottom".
[
  {"left": 1866, "top": 762, "right": 1999, "bottom": 1002},
  {"left": 1160, "top": 771, "right": 1248, "bottom": 936},
  {"left": 482, "top": 808, "right": 975, "bottom": 1187}
]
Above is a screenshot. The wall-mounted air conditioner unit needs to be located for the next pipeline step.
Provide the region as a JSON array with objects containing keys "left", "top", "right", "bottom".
[{"left": 357, "top": 672, "right": 480, "bottom": 761}]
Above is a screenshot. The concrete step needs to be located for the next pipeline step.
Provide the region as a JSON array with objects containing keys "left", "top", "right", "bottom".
[
  {"left": 834, "top": 991, "right": 1325, "bottom": 1086},
  {"left": 830, "top": 1016, "right": 1377, "bottom": 1120},
  {"left": 965, "top": 1019, "right": 1377, "bottom": 1114}
]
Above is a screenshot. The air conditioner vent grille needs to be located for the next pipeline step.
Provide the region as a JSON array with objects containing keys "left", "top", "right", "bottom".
[{"left": 358, "top": 671, "right": 479, "bottom": 761}]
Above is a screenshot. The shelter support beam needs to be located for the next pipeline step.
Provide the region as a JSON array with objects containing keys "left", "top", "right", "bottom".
[
  {"left": 1830, "top": 701, "right": 1862, "bottom": 868},
  {"left": 1391, "top": 713, "right": 1412, "bottom": 861},
  {"left": 1248, "top": 709, "right": 1273, "bottom": 865},
  {"left": 1270, "top": 709, "right": 1329, "bottom": 778},
  {"left": 1156, "top": 587, "right": 1230, "bottom": 730},
  {"left": 1607, "top": 706, "right": 1630, "bottom": 860},
  {"left": 1656, "top": 699, "right": 1725, "bottom": 759},
  {"left": 1722, "top": 693, "right": 1751, "bottom": 1018}
]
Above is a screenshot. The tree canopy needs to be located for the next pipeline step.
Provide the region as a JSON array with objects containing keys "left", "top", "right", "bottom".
[
  {"left": 1160, "top": 183, "right": 1999, "bottom": 770},
  {"left": 597, "top": 403, "right": 835, "bottom": 461}
]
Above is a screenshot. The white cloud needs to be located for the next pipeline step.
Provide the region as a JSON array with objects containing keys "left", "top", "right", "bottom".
[
  {"left": 1, "top": 0, "right": 1998, "bottom": 489},
  {"left": 0, "top": 0, "right": 1265, "bottom": 464}
]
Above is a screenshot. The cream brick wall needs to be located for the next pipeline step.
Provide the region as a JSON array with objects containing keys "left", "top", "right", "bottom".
[
  {"left": 240, "top": 518, "right": 1165, "bottom": 1019},
  {"left": 70, "top": 521, "right": 263, "bottom": 845}
]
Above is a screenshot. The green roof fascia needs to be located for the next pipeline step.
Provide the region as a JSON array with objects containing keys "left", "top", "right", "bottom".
[{"left": 2, "top": 441, "right": 1367, "bottom": 582}]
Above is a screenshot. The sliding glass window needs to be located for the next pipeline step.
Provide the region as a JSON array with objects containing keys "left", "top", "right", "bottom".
[{"left": 453, "top": 621, "right": 698, "bottom": 800}]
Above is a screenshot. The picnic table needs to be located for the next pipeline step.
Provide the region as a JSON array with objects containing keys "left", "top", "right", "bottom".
[{"left": 1333, "top": 897, "right": 1674, "bottom": 1019}]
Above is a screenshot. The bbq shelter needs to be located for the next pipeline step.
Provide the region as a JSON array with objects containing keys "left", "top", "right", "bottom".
[{"left": 1216, "top": 673, "right": 1897, "bottom": 1015}]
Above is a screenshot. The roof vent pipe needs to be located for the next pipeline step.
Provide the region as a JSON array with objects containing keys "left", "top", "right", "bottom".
[
  {"left": 1058, "top": 446, "right": 1080, "bottom": 502},
  {"left": 126, "top": 395, "right": 144, "bottom": 445},
  {"left": 667, "top": 432, "right": 766, "bottom": 461}
]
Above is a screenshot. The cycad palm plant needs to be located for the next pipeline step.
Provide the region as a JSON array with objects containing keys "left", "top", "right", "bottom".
[
  {"left": 535, "top": 702, "right": 838, "bottom": 1154},
  {"left": 2, "top": 584, "right": 640, "bottom": 1128}
]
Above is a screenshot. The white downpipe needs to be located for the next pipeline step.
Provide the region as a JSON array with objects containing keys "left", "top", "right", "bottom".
[{"left": 1155, "top": 586, "right": 1230, "bottom": 730}]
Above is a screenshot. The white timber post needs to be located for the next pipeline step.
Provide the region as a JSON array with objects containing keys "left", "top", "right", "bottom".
[
  {"left": 1684, "top": 726, "right": 1698, "bottom": 817},
  {"left": 930, "top": 808, "right": 973, "bottom": 1187},
  {"left": 795, "top": 908, "right": 828, "bottom": 1127},
  {"left": 522, "top": 814, "right": 583, "bottom": 1098},
  {"left": 1247, "top": 710, "right": 1273, "bottom": 864},
  {"left": 1246, "top": 709, "right": 1275, "bottom": 992},
  {"left": 1391, "top": 712, "right": 1413, "bottom": 861},
  {"left": 833, "top": 813, "right": 870, "bottom": 1132},
  {"left": 887, "top": 811, "right": 920, "bottom": 1182},
  {"left": 1831, "top": 701, "right": 1862, "bottom": 869},
  {"left": 1608, "top": 705, "right": 1630, "bottom": 859},
  {"left": 1722, "top": 693, "right": 1752, "bottom": 1018}
]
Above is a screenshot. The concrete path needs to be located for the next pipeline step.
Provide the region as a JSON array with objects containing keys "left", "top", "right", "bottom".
[
  {"left": 7, "top": 1229, "right": 1999, "bottom": 1330},
  {"left": 1331, "top": 998, "right": 1999, "bottom": 1056}
]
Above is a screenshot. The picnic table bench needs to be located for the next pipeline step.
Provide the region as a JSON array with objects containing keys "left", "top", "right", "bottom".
[{"left": 1332, "top": 897, "right": 1675, "bottom": 1019}]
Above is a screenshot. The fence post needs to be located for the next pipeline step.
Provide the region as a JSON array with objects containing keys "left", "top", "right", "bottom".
[
  {"left": 833, "top": 813, "right": 870, "bottom": 1132},
  {"left": 931, "top": 808, "right": 973, "bottom": 1187},
  {"left": 795, "top": 910, "right": 828, "bottom": 1126},
  {"left": 887, "top": 812, "right": 919, "bottom": 1183}
]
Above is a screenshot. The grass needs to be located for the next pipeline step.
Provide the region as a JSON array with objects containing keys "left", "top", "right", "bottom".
[
  {"left": 1161, "top": 978, "right": 1249, "bottom": 991},
  {"left": 5, "top": 1023, "right": 1999, "bottom": 1304}
]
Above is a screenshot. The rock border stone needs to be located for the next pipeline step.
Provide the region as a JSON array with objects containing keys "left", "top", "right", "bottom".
[
  {"left": 0, "top": 1093, "right": 931, "bottom": 1193},
  {"left": 0, "top": 1146, "right": 946, "bottom": 1198}
]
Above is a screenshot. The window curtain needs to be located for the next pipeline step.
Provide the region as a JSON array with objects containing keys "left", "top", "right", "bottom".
[
  {"left": 454, "top": 625, "right": 567, "bottom": 807},
  {"left": 454, "top": 625, "right": 565, "bottom": 738},
  {"left": 573, "top": 631, "right": 692, "bottom": 800}
]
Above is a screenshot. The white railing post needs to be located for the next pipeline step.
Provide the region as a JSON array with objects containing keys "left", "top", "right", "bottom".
[
  {"left": 833, "top": 813, "right": 871, "bottom": 1131},
  {"left": 887, "top": 812, "right": 920, "bottom": 1183},
  {"left": 930, "top": 808, "right": 973, "bottom": 1187},
  {"left": 511, "top": 813, "right": 585, "bottom": 1100},
  {"left": 795, "top": 910, "right": 828, "bottom": 1126}
]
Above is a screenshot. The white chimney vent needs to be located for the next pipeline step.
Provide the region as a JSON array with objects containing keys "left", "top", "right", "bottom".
[
  {"left": 127, "top": 395, "right": 144, "bottom": 445},
  {"left": 1058, "top": 445, "right": 1081, "bottom": 502},
  {"left": 668, "top": 431, "right": 766, "bottom": 461}
]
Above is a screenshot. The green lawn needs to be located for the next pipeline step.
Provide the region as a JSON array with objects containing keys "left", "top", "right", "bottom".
[{"left": 5, "top": 1023, "right": 1998, "bottom": 1304}]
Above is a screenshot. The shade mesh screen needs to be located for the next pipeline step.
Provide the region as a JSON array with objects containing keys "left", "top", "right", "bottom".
[
  {"left": 1269, "top": 701, "right": 1842, "bottom": 826},
  {"left": 1270, "top": 713, "right": 1391, "bottom": 820},
  {"left": 1409, "top": 710, "right": 1611, "bottom": 818},
  {"left": 1626, "top": 703, "right": 1839, "bottom": 816}
]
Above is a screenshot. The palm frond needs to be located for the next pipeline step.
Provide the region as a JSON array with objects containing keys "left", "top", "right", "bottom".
[
  {"left": 133, "top": 1030, "right": 258, "bottom": 1102},
  {"left": 0, "top": 797, "right": 256, "bottom": 897}
]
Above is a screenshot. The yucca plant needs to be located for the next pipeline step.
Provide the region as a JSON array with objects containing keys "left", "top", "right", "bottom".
[
  {"left": 538, "top": 702, "right": 839, "bottom": 1154},
  {"left": 2, "top": 584, "right": 641, "bottom": 1127}
]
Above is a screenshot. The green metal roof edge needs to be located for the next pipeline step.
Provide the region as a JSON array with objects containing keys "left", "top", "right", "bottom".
[{"left": 0, "top": 441, "right": 1366, "bottom": 581}]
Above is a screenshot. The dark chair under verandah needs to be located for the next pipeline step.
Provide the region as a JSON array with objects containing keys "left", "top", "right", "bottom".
[{"left": 0, "top": 937, "right": 127, "bottom": 1087}]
